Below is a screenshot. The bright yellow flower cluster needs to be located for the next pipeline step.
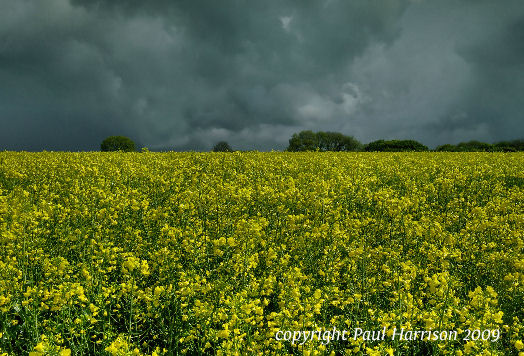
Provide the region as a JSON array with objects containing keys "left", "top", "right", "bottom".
[{"left": 0, "top": 151, "right": 522, "bottom": 355}]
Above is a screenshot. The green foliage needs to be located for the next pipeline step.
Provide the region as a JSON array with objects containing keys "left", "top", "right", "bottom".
[
  {"left": 436, "top": 139, "right": 523, "bottom": 152},
  {"left": 493, "top": 139, "right": 524, "bottom": 152},
  {"left": 456, "top": 140, "right": 493, "bottom": 152},
  {"left": 100, "top": 136, "right": 136, "bottom": 152},
  {"left": 287, "top": 130, "right": 362, "bottom": 152},
  {"left": 435, "top": 144, "right": 456, "bottom": 152},
  {"left": 364, "top": 139, "right": 428, "bottom": 152},
  {"left": 213, "top": 141, "right": 233, "bottom": 152},
  {"left": 317, "top": 131, "right": 363, "bottom": 151},
  {"left": 287, "top": 130, "right": 318, "bottom": 151}
]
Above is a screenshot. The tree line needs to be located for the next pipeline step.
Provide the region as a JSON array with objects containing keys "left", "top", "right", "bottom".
[
  {"left": 435, "top": 140, "right": 524, "bottom": 152},
  {"left": 285, "top": 131, "right": 523, "bottom": 152},
  {"left": 100, "top": 133, "right": 524, "bottom": 152}
]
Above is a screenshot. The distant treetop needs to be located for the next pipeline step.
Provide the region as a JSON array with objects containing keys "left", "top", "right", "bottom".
[
  {"left": 364, "top": 139, "right": 428, "bottom": 152},
  {"left": 101, "top": 136, "right": 136, "bottom": 152},
  {"left": 287, "top": 130, "right": 362, "bottom": 152},
  {"left": 213, "top": 141, "right": 234, "bottom": 152},
  {"left": 436, "top": 139, "right": 524, "bottom": 152}
]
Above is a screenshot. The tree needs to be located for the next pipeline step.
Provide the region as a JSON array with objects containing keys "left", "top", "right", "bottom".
[
  {"left": 213, "top": 141, "right": 233, "bottom": 152},
  {"left": 436, "top": 139, "right": 523, "bottom": 152},
  {"left": 455, "top": 140, "right": 492, "bottom": 152},
  {"left": 436, "top": 140, "right": 494, "bottom": 152},
  {"left": 100, "top": 136, "right": 136, "bottom": 152},
  {"left": 317, "top": 131, "right": 362, "bottom": 151},
  {"left": 435, "top": 144, "right": 456, "bottom": 152},
  {"left": 287, "top": 130, "right": 318, "bottom": 151},
  {"left": 493, "top": 139, "right": 523, "bottom": 152},
  {"left": 287, "top": 130, "right": 362, "bottom": 152},
  {"left": 364, "top": 139, "right": 428, "bottom": 152}
]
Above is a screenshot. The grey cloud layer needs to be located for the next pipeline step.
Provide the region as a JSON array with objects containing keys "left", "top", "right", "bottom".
[{"left": 0, "top": 0, "right": 522, "bottom": 150}]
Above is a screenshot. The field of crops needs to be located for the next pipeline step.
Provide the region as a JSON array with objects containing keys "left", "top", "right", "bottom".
[{"left": 0, "top": 152, "right": 522, "bottom": 355}]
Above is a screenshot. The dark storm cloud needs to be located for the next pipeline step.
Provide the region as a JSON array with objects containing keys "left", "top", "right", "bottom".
[
  {"left": 346, "top": 0, "right": 524, "bottom": 147},
  {"left": 0, "top": 0, "right": 522, "bottom": 151}
]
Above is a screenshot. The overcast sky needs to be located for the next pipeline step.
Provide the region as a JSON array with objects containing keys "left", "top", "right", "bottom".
[{"left": 1, "top": 0, "right": 523, "bottom": 151}]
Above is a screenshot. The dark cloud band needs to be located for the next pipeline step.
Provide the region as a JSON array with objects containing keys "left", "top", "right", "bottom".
[{"left": 0, "top": 0, "right": 522, "bottom": 151}]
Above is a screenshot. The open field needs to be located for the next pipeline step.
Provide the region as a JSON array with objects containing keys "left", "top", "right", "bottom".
[{"left": 0, "top": 152, "right": 522, "bottom": 355}]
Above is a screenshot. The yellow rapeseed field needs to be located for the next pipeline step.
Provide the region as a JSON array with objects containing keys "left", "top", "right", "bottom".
[{"left": 0, "top": 152, "right": 522, "bottom": 355}]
